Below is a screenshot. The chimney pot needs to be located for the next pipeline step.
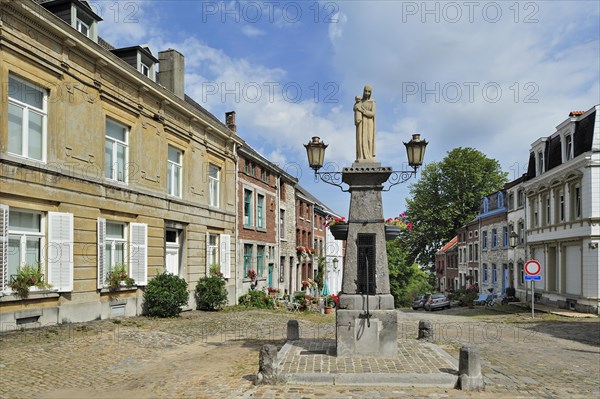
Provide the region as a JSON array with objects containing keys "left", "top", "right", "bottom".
[{"left": 225, "top": 111, "right": 237, "bottom": 133}]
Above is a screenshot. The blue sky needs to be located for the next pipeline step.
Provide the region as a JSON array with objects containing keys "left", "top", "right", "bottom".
[{"left": 92, "top": 0, "right": 600, "bottom": 217}]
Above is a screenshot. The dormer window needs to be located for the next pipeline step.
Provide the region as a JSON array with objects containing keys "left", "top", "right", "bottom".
[
  {"left": 141, "top": 62, "right": 151, "bottom": 78},
  {"left": 483, "top": 197, "right": 489, "bottom": 213},
  {"left": 111, "top": 46, "right": 159, "bottom": 82},
  {"left": 565, "top": 134, "right": 573, "bottom": 161},
  {"left": 40, "top": 0, "right": 102, "bottom": 42},
  {"left": 537, "top": 151, "right": 544, "bottom": 175}
]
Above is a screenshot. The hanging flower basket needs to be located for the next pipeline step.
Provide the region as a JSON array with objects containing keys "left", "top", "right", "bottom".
[
  {"left": 329, "top": 224, "right": 349, "bottom": 240},
  {"left": 384, "top": 225, "right": 402, "bottom": 241}
]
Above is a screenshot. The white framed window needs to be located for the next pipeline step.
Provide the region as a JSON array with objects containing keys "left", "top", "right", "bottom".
[
  {"left": 97, "top": 219, "right": 147, "bottom": 288},
  {"left": 209, "top": 164, "right": 220, "bottom": 207},
  {"left": 204, "top": 233, "right": 230, "bottom": 278},
  {"left": 1, "top": 206, "right": 73, "bottom": 293},
  {"left": 243, "top": 189, "right": 253, "bottom": 227},
  {"left": 572, "top": 184, "right": 582, "bottom": 219},
  {"left": 207, "top": 233, "right": 219, "bottom": 268},
  {"left": 140, "top": 62, "right": 150, "bottom": 78},
  {"left": 105, "top": 118, "right": 129, "bottom": 183},
  {"left": 7, "top": 74, "right": 47, "bottom": 162},
  {"left": 565, "top": 134, "right": 573, "bottom": 161},
  {"left": 279, "top": 209, "right": 285, "bottom": 239},
  {"left": 167, "top": 146, "right": 182, "bottom": 197},
  {"left": 76, "top": 18, "right": 89, "bottom": 37},
  {"left": 257, "top": 194, "right": 265, "bottom": 229},
  {"left": 7, "top": 209, "right": 44, "bottom": 285}
]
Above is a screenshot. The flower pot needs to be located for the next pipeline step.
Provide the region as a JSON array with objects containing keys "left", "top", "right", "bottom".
[
  {"left": 324, "top": 306, "right": 333, "bottom": 314},
  {"left": 385, "top": 225, "right": 402, "bottom": 241},
  {"left": 329, "top": 224, "right": 349, "bottom": 240}
]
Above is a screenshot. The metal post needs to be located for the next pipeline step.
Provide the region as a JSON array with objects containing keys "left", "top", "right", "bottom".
[{"left": 531, "top": 281, "right": 535, "bottom": 319}]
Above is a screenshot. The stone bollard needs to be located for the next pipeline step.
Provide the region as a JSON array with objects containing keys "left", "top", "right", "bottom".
[
  {"left": 417, "top": 320, "right": 433, "bottom": 341},
  {"left": 255, "top": 344, "right": 282, "bottom": 385},
  {"left": 458, "top": 346, "right": 485, "bottom": 391},
  {"left": 287, "top": 320, "right": 300, "bottom": 341}
]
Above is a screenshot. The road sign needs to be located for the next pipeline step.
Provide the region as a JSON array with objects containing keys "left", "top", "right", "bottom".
[
  {"left": 524, "top": 275, "right": 541, "bottom": 281},
  {"left": 525, "top": 259, "right": 541, "bottom": 276}
]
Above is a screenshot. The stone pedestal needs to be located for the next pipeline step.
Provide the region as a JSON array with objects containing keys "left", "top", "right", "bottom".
[{"left": 335, "top": 164, "right": 398, "bottom": 358}]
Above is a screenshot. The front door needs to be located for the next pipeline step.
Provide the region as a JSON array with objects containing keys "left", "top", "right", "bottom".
[
  {"left": 268, "top": 264, "right": 273, "bottom": 287},
  {"left": 165, "top": 229, "right": 180, "bottom": 276}
]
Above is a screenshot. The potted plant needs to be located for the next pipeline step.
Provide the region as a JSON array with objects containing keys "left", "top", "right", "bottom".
[
  {"left": 267, "top": 287, "right": 281, "bottom": 297},
  {"left": 324, "top": 295, "right": 336, "bottom": 314},
  {"left": 8, "top": 263, "right": 52, "bottom": 299},
  {"left": 325, "top": 216, "right": 348, "bottom": 240},
  {"left": 246, "top": 269, "right": 257, "bottom": 290},
  {"left": 107, "top": 264, "right": 135, "bottom": 291},
  {"left": 384, "top": 212, "right": 413, "bottom": 240}
]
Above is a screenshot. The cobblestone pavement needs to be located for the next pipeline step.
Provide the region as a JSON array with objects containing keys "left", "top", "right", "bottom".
[{"left": 0, "top": 306, "right": 598, "bottom": 398}]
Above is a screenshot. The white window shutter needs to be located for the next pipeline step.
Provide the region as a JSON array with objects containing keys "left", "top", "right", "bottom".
[
  {"left": 205, "top": 233, "right": 210, "bottom": 276},
  {"left": 97, "top": 218, "right": 106, "bottom": 289},
  {"left": 48, "top": 212, "right": 74, "bottom": 292},
  {"left": 0, "top": 205, "right": 8, "bottom": 292},
  {"left": 220, "top": 234, "right": 230, "bottom": 278},
  {"left": 129, "top": 223, "right": 147, "bottom": 285}
]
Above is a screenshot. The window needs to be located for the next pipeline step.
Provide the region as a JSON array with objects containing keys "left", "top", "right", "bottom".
[
  {"left": 468, "top": 231, "right": 473, "bottom": 238},
  {"left": 483, "top": 197, "right": 489, "bottom": 213},
  {"left": 468, "top": 244, "right": 473, "bottom": 262},
  {"left": 97, "top": 219, "right": 147, "bottom": 288},
  {"left": 167, "top": 146, "right": 182, "bottom": 197},
  {"left": 565, "top": 135, "right": 573, "bottom": 161},
  {"left": 474, "top": 243, "right": 479, "bottom": 261},
  {"left": 7, "top": 210, "right": 43, "bottom": 282},
  {"left": 517, "top": 189, "right": 525, "bottom": 207},
  {"left": 243, "top": 189, "right": 253, "bottom": 226},
  {"left": 537, "top": 151, "right": 544, "bottom": 175},
  {"left": 257, "top": 246, "right": 265, "bottom": 277},
  {"left": 105, "top": 222, "right": 126, "bottom": 276},
  {"left": 261, "top": 169, "right": 267, "bottom": 182},
  {"left": 76, "top": 18, "right": 89, "bottom": 36},
  {"left": 482, "top": 231, "right": 488, "bottom": 249},
  {"left": 243, "top": 244, "right": 253, "bottom": 275},
  {"left": 503, "top": 226, "right": 508, "bottom": 247},
  {"left": 279, "top": 209, "right": 285, "bottom": 239},
  {"left": 105, "top": 118, "right": 128, "bottom": 182},
  {"left": 508, "top": 192, "right": 514, "bottom": 210},
  {"left": 244, "top": 160, "right": 250, "bottom": 174},
  {"left": 483, "top": 264, "right": 488, "bottom": 283},
  {"left": 209, "top": 164, "right": 220, "bottom": 207},
  {"left": 544, "top": 195, "right": 551, "bottom": 225},
  {"left": 492, "top": 229, "right": 497, "bottom": 248},
  {"left": 207, "top": 234, "right": 218, "bottom": 268},
  {"left": 492, "top": 264, "right": 497, "bottom": 283},
  {"left": 2, "top": 206, "right": 74, "bottom": 293},
  {"left": 474, "top": 230, "right": 478, "bottom": 238},
  {"left": 518, "top": 220, "right": 525, "bottom": 244},
  {"left": 257, "top": 194, "right": 265, "bottom": 229},
  {"left": 497, "top": 192, "right": 504, "bottom": 208},
  {"left": 140, "top": 62, "right": 150, "bottom": 78},
  {"left": 7, "top": 74, "right": 47, "bottom": 161},
  {"left": 518, "top": 261, "right": 525, "bottom": 287},
  {"left": 557, "top": 190, "right": 565, "bottom": 222},
  {"left": 572, "top": 185, "right": 582, "bottom": 219}
]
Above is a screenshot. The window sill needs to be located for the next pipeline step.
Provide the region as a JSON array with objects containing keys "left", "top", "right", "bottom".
[
  {"left": 0, "top": 289, "right": 60, "bottom": 302},
  {"left": 100, "top": 286, "right": 138, "bottom": 293},
  {"left": 243, "top": 225, "right": 255, "bottom": 230},
  {"left": 256, "top": 227, "right": 267, "bottom": 233}
]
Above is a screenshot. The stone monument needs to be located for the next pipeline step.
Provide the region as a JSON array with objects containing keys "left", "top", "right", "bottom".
[{"left": 336, "top": 85, "right": 398, "bottom": 358}]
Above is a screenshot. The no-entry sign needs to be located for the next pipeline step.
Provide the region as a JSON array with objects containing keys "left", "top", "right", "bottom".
[{"left": 525, "top": 259, "right": 541, "bottom": 276}]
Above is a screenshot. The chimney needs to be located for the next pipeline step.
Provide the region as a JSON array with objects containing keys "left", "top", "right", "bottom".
[
  {"left": 225, "top": 111, "right": 237, "bottom": 133},
  {"left": 158, "top": 49, "right": 185, "bottom": 100}
]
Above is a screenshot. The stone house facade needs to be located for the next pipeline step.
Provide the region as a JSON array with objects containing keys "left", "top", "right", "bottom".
[
  {"left": 477, "top": 191, "right": 510, "bottom": 295},
  {"left": 466, "top": 219, "right": 480, "bottom": 288},
  {"left": 523, "top": 106, "right": 599, "bottom": 313},
  {"left": 435, "top": 236, "right": 458, "bottom": 292},
  {"left": 506, "top": 176, "right": 528, "bottom": 300},
  {"left": 0, "top": 0, "right": 242, "bottom": 327},
  {"left": 294, "top": 186, "right": 315, "bottom": 291},
  {"left": 278, "top": 177, "right": 297, "bottom": 296}
]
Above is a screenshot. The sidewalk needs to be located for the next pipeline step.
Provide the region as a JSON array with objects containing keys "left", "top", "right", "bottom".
[{"left": 512, "top": 302, "right": 598, "bottom": 318}]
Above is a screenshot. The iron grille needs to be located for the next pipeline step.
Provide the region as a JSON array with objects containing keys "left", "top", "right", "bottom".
[{"left": 357, "top": 234, "right": 376, "bottom": 294}]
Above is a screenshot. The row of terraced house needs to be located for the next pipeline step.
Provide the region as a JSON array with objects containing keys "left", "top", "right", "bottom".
[
  {"left": 436, "top": 106, "right": 600, "bottom": 314},
  {"left": 0, "top": 0, "right": 344, "bottom": 328}
]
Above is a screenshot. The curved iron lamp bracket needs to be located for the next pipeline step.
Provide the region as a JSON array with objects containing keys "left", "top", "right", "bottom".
[
  {"left": 313, "top": 171, "right": 348, "bottom": 192},
  {"left": 382, "top": 169, "right": 417, "bottom": 192}
]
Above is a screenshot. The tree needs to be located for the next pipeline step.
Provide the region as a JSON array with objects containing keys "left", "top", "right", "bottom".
[
  {"left": 404, "top": 147, "right": 507, "bottom": 269},
  {"left": 387, "top": 239, "right": 432, "bottom": 307}
]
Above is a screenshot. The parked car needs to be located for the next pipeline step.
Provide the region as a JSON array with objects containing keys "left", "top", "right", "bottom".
[
  {"left": 411, "top": 294, "right": 427, "bottom": 310},
  {"left": 424, "top": 293, "right": 451, "bottom": 311}
]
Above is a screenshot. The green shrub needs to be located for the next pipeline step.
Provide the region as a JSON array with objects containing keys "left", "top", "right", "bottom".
[
  {"left": 238, "top": 290, "right": 274, "bottom": 308},
  {"left": 8, "top": 263, "right": 52, "bottom": 299},
  {"left": 142, "top": 272, "right": 189, "bottom": 317},
  {"left": 196, "top": 276, "right": 228, "bottom": 311}
]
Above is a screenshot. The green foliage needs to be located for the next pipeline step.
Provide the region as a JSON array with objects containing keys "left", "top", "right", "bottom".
[
  {"left": 8, "top": 263, "right": 52, "bottom": 299},
  {"left": 404, "top": 147, "right": 507, "bottom": 269},
  {"left": 238, "top": 290, "right": 274, "bottom": 308},
  {"left": 209, "top": 264, "right": 223, "bottom": 278},
  {"left": 196, "top": 276, "right": 228, "bottom": 311},
  {"left": 314, "top": 256, "right": 326, "bottom": 291},
  {"left": 387, "top": 240, "right": 432, "bottom": 307},
  {"left": 107, "top": 264, "right": 135, "bottom": 291},
  {"left": 142, "top": 272, "right": 189, "bottom": 317}
]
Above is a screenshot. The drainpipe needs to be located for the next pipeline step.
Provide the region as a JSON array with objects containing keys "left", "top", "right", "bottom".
[{"left": 234, "top": 142, "right": 240, "bottom": 301}]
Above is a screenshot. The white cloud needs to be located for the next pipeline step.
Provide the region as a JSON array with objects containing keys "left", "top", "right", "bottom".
[{"left": 241, "top": 25, "right": 265, "bottom": 37}]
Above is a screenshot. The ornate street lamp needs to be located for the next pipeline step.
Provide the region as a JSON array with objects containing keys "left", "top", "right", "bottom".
[
  {"left": 509, "top": 231, "right": 519, "bottom": 248},
  {"left": 404, "top": 134, "right": 428, "bottom": 170},
  {"left": 304, "top": 136, "right": 328, "bottom": 172},
  {"left": 332, "top": 258, "right": 339, "bottom": 270}
]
